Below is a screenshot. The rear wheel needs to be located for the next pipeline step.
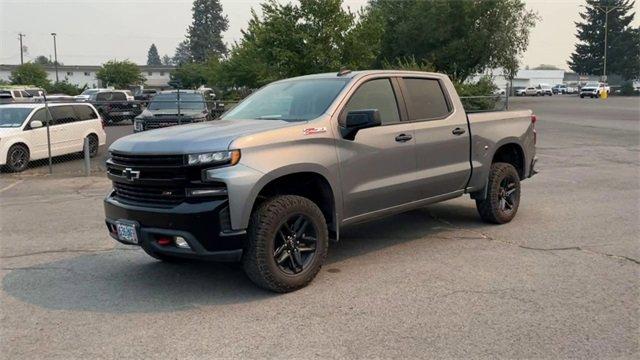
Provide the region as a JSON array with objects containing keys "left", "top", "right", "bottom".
[
  {"left": 476, "top": 162, "right": 521, "bottom": 224},
  {"left": 243, "top": 195, "right": 328, "bottom": 293},
  {"left": 4, "top": 144, "right": 30, "bottom": 172}
]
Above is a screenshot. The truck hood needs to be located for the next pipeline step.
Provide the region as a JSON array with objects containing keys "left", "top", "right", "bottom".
[{"left": 110, "top": 119, "right": 297, "bottom": 154}]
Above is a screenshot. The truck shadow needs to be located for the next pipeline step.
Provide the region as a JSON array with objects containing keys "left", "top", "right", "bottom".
[{"left": 2, "top": 202, "right": 485, "bottom": 314}]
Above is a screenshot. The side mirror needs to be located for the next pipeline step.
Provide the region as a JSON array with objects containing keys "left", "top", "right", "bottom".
[
  {"left": 30, "top": 120, "right": 43, "bottom": 129},
  {"left": 340, "top": 109, "right": 381, "bottom": 140}
]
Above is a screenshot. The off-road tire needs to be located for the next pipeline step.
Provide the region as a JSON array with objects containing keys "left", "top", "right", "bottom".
[
  {"left": 476, "top": 162, "right": 521, "bottom": 224},
  {"left": 243, "top": 195, "right": 328, "bottom": 293},
  {"left": 4, "top": 144, "right": 30, "bottom": 172}
]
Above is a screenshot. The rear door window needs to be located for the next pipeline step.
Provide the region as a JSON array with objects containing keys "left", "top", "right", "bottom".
[
  {"left": 73, "top": 105, "right": 98, "bottom": 120},
  {"left": 95, "top": 92, "right": 112, "bottom": 101},
  {"left": 112, "top": 92, "right": 126, "bottom": 101},
  {"left": 402, "top": 78, "right": 450, "bottom": 121},
  {"left": 49, "top": 105, "right": 79, "bottom": 125},
  {"left": 344, "top": 78, "right": 400, "bottom": 125}
]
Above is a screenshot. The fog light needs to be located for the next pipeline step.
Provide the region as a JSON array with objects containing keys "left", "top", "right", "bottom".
[{"left": 174, "top": 236, "right": 190, "bottom": 249}]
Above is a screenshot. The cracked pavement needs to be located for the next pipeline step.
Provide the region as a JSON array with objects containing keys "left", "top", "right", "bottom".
[{"left": 0, "top": 96, "right": 638, "bottom": 359}]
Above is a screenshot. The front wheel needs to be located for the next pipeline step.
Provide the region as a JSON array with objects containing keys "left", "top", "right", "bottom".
[
  {"left": 476, "top": 162, "right": 521, "bottom": 224},
  {"left": 243, "top": 195, "right": 329, "bottom": 293},
  {"left": 4, "top": 144, "right": 30, "bottom": 172}
]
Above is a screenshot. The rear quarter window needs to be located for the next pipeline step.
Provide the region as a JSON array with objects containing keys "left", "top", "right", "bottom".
[
  {"left": 49, "top": 105, "right": 80, "bottom": 124},
  {"left": 403, "top": 78, "right": 450, "bottom": 121},
  {"left": 73, "top": 105, "right": 98, "bottom": 120}
]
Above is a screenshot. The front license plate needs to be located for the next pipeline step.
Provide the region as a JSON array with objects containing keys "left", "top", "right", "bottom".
[{"left": 116, "top": 222, "right": 138, "bottom": 244}]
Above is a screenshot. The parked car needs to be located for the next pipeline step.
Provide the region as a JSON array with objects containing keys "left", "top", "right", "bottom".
[
  {"left": 104, "top": 70, "right": 538, "bottom": 292},
  {"left": 132, "top": 90, "right": 211, "bottom": 132},
  {"left": 87, "top": 90, "right": 142, "bottom": 124},
  {"left": 536, "top": 84, "right": 553, "bottom": 96},
  {"left": 519, "top": 86, "right": 538, "bottom": 96},
  {"left": 0, "top": 89, "right": 36, "bottom": 104},
  {"left": 513, "top": 86, "right": 527, "bottom": 96},
  {"left": 580, "top": 82, "right": 610, "bottom": 98},
  {"left": 0, "top": 103, "right": 106, "bottom": 172},
  {"left": 75, "top": 88, "right": 133, "bottom": 102},
  {"left": 133, "top": 89, "right": 159, "bottom": 103}
]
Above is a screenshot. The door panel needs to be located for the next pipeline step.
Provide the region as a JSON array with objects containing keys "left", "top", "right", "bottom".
[
  {"left": 400, "top": 77, "right": 471, "bottom": 198},
  {"left": 336, "top": 77, "right": 417, "bottom": 220},
  {"left": 25, "top": 108, "right": 53, "bottom": 159}
]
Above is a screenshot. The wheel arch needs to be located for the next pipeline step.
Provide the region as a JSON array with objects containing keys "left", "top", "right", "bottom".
[
  {"left": 242, "top": 165, "right": 341, "bottom": 238},
  {"left": 1, "top": 139, "right": 31, "bottom": 165},
  {"left": 491, "top": 142, "right": 525, "bottom": 179}
]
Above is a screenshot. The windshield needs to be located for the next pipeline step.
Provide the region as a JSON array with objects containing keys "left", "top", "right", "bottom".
[
  {"left": 81, "top": 89, "right": 100, "bottom": 96},
  {"left": 585, "top": 82, "right": 599, "bottom": 87},
  {"left": 223, "top": 78, "right": 349, "bottom": 121},
  {"left": 148, "top": 93, "right": 205, "bottom": 110},
  {"left": 0, "top": 107, "right": 33, "bottom": 128}
]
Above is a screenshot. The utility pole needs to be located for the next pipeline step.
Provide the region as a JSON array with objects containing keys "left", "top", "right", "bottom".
[
  {"left": 18, "top": 33, "right": 25, "bottom": 64},
  {"left": 50, "top": 33, "right": 59, "bottom": 82}
]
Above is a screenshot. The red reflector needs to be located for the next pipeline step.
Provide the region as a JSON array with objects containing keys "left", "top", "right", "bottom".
[
  {"left": 531, "top": 114, "right": 537, "bottom": 124},
  {"left": 157, "top": 237, "right": 172, "bottom": 246}
]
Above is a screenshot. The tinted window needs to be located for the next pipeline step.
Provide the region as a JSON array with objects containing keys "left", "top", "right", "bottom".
[
  {"left": 49, "top": 105, "right": 79, "bottom": 125},
  {"left": 30, "top": 108, "right": 52, "bottom": 124},
  {"left": 343, "top": 79, "right": 399, "bottom": 125},
  {"left": 112, "top": 92, "right": 126, "bottom": 101},
  {"left": 148, "top": 93, "right": 206, "bottom": 111},
  {"left": 403, "top": 78, "right": 450, "bottom": 120},
  {"left": 95, "top": 92, "right": 112, "bottom": 101},
  {"left": 74, "top": 105, "right": 98, "bottom": 120}
]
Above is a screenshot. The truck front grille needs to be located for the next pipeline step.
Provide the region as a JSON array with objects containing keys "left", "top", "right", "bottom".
[
  {"left": 110, "top": 151, "right": 184, "bottom": 167},
  {"left": 113, "top": 182, "right": 185, "bottom": 205}
]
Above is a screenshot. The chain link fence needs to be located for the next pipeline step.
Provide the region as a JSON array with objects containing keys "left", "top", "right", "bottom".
[{"left": 0, "top": 89, "right": 238, "bottom": 177}]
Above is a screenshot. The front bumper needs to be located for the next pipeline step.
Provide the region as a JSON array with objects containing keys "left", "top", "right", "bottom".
[{"left": 104, "top": 191, "right": 244, "bottom": 261}]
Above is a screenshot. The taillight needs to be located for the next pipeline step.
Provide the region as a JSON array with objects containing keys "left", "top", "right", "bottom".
[{"left": 531, "top": 114, "right": 537, "bottom": 124}]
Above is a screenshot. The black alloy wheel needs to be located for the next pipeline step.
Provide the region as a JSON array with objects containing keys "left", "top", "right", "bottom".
[
  {"left": 497, "top": 175, "right": 518, "bottom": 215},
  {"left": 6, "top": 144, "right": 29, "bottom": 172},
  {"left": 273, "top": 214, "right": 318, "bottom": 275}
]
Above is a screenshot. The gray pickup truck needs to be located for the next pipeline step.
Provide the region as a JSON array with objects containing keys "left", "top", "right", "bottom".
[{"left": 104, "top": 70, "right": 537, "bottom": 292}]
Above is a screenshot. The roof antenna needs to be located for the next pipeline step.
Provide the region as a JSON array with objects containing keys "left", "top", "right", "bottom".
[{"left": 337, "top": 67, "right": 352, "bottom": 76}]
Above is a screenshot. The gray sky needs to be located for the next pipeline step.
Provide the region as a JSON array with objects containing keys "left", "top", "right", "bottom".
[{"left": 1, "top": 0, "right": 638, "bottom": 70}]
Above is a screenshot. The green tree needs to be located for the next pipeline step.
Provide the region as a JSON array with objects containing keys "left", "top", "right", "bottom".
[
  {"left": 222, "top": 0, "right": 382, "bottom": 88},
  {"left": 162, "top": 55, "right": 173, "bottom": 65},
  {"left": 45, "top": 80, "right": 85, "bottom": 96},
  {"left": 173, "top": 39, "right": 192, "bottom": 65},
  {"left": 147, "top": 44, "right": 162, "bottom": 65},
  {"left": 187, "top": 0, "right": 229, "bottom": 62},
  {"left": 170, "top": 58, "right": 221, "bottom": 89},
  {"left": 533, "top": 64, "right": 562, "bottom": 70},
  {"left": 10, "top": 63, "right": 51, "bottom": 87},
  {"left": 371, "top": 0, "right": 537, "bottom": 82},
  {"left": 569, "top": 0, "right": 639, "bottom": 79},
  {"left": 96, "top": 60, "right": 145, "bottom": 89},
  {"left": 34, "top": 55, "right": 52, "bottom": 65}
]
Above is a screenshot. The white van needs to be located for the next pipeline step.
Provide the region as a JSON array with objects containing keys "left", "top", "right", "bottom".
[{"left": 0, "top": 103, "right": 106, "bottom": 172}]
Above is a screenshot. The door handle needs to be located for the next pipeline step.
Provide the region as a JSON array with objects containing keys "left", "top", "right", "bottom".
[
  {"left": 452, "top": 127, "right": 466, "bottom": 136},
  {"left": 395, "top": 133, "right": 413, "bottom": 142}
]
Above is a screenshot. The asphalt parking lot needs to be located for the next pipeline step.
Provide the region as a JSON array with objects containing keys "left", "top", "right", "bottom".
[{"left": 0, "top": 95, "right": 638, "bottom": 358}]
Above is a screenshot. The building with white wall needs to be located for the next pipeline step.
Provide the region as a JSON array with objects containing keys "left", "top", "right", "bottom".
[
  {"left": 0, "top": 64, "right": 175, "bottom": 89},
  {"left": 470, "top": 69, "right": 566, "bottom": 89}
]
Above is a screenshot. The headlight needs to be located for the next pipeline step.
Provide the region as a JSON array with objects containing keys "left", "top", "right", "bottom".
[{"left": 187, "top": 150, "right": 240, "bottom": 166}]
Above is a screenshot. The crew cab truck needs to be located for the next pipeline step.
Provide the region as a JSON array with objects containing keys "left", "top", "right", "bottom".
[{"left": 104, "top": 70, "right": 537, "bottom": 292}]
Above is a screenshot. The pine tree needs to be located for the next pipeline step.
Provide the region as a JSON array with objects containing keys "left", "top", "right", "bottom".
[
  {"left": 569, "top": 0, "right": 639, "bottom": 79},
  {"left": 162, "top": 55, "right": 173, "bottom": 65},
  {"left": 173, "top": 39, "right": 192, "bottom": 65},
  {"left": 187, "top": 0, "right": 229, "bottom": 62},
  {"left": 147, "top": 44, "right": 162, "bottom": 65}
]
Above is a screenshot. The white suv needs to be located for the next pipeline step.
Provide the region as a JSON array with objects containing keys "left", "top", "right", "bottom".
[{"left": 0, "top": 103, "right": 106, "bottom": 172}]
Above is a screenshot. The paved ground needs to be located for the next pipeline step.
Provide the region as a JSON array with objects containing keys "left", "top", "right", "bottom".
[{"left": 0, "top": 96, "right": 638, "bottom": 358}]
